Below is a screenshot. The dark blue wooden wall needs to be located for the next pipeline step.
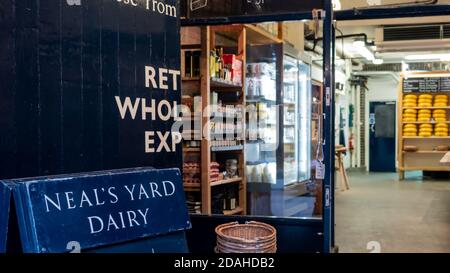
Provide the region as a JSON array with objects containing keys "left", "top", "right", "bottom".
[{"left": 0, "top": 0, "right": 181, "bottom": 180}]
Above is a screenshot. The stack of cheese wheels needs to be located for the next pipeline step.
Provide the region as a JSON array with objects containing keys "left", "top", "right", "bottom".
[
  {"left": 433, "top": 109, "right": 447, "bottom": 122},
  {"left": 419, "top": 123, "right": 433, "bottom": 137},
  {"left": 418, "top": 109, "right": 432, "bottom": 122},
  {"left": 403, "top": 94, "right": 417, "bottom": 108},
  {"left": 403, "top": 124, "right": 417, "bottom": 137},
  {"left": 435, "top": 123, "right": 448, "bottom": 137},
  {"left": 434, "top": 94, "right": 448, "bottom": 107},
  {"left": 403, "top": 108, "right": 417, "bottom": 122},
  {"left": 418, "top": 94, "right": 433, "bottom": 108}
]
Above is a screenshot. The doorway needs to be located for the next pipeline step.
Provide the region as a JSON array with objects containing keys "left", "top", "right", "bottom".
[{"left": 369, "top": 101, "right": 396, "bottom": 173}]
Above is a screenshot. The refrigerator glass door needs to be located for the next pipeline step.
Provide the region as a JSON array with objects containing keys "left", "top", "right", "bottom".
[
  {"left": 283, "top": 55, "right": 299, "bottom": 186},
  {"left": 298, "top": 61, "right": 312, "bottom": 182}
]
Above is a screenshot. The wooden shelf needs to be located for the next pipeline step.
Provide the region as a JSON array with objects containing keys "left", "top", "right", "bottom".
[
  {"left": 403, "top": 106, "right": 450, "bottom": 109},
  {"left": 184, "top": 183, "right": 201, "bottom": 192},
  {"left": 211, "top": 177, "right": 243, "bottom": 187},
  {"left": 402, "top": 121, "right": 450, "bottom": 124},
  {"left": 403, "top": 136, "right": 450, "bottom": 139},
  {"left": 403, "top": 151, "right": 448, "bottom": 154},
  {"left": 211, "top": 78, "right": 242, "bottom": 88},
  {"left": 182, "top": 77, "right": 201, "bottom": 81},
  {"left": 246, "top": 96, "right": 277, "bottom": 105},
  {"left": 223, "top": 207, "right": 244, "bottom": 216},
  {"left": 183, "top": 147, "right": 201, "bottom": 153},
  {"left": 211, "top": 145, "right": 244, "bottom": 152}
]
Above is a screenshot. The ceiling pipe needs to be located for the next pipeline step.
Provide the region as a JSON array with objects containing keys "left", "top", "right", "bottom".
[
  {"left": 308, "top": 33, "right": 375, "bottom": 53},
  {"left": 352, "top": 71, "right": 400, "bottom": 83}
]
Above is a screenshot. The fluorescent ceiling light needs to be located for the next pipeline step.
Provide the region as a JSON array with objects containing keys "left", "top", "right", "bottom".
[
  {"left": 373, "top": 59, "right": 384, "bottom": 65},
  {"left": 405, "top": 53, "right": 450, "bottom": 61},
  {"left": 353, "top": 40, "right": 375, "bottom": 61}
]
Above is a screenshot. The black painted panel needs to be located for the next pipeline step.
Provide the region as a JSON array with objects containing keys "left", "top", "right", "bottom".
[{"left": 0, "top": 0, "right": 181, "bottom": 179}]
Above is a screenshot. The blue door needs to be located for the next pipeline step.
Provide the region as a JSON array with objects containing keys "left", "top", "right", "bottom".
[{"left": 369, "top": 101, "right": 396, "bottom": 172}]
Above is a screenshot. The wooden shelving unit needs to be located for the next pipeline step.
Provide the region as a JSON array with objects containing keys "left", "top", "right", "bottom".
[
  {"left": 398, "top": 72, "right": 450, "bottom": 180},
  {"left": 195, "top": 25, "right": 248, "bottom": 215}
]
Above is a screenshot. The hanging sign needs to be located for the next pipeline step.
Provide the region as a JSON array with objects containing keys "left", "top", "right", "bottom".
[
  {"left": 403, "top": 77, "right": 450, "bottom": 93},
  {"left": 185, "top": 0, "right": 323, "bottom": 19},
  {"left": 3, "top": 168, "right": 190, "bottom": 253}
]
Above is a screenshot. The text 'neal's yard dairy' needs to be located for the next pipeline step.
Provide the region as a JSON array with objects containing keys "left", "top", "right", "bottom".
[{"left": 43, "top": 181, "right": 176, "bottom": 234}]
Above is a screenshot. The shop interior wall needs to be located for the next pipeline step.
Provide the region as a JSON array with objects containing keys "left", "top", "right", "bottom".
[{"left": 364, "top": 76, "right": 399, "bottom": 171}]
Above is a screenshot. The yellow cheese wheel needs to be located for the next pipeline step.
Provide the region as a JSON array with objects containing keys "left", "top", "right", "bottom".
[
  {"left": 433, "top": 114, "right": 447, "bottom": 119},
  {"left": 403, "top": 133, "right": 417, "bottom": 137},
  {"left": 418, "top": 97, "right": 433, "bottom": 102},
  {"left": 434, "top": 103, "right": 448, "bottom": 107},
  {"left": 419, "top": 103, "right": 433, "bottom": 108},
  {"left": 435, "top": 118, "right": 447, "bottom": 122},
  {"left": 419, "top": 94, "right": 433, "bottom": 100},
  {"left": 435, "top": 123, "right": 449, "bottom": 129},
  {"left": 435, "top": 133, "right": 448, "bottom": 137},
  {"left": 404, "top": 109, "right": 417, "bottom": 115},
  {"left": 418, "top": 119, "right": 430, "bottom": 122},
  {"left": 404, "top": 124, "right": 417, "bottom": 128},
  {"left": 418, "top": 109, "right": 432, "bottom": 114},
  {"left": 403, "top": 104, "right": 417, "bottom": 108},
  {"left": 419, "top": 128, "right": 433, "bottom": 132},
  {"left": 403, "top": 114, "right": 417, "bottom": 119},
  {"left": 433, "top": 110, "right": 446, "bottom": 115},
  {"left": 434, "top": 99, "right": 448, "bottom": 103},
  {"left": 435, "top": 128, "right": 449, "bottom": 133},
  {"left": 404, "top": 94, "right": 418, "bottom": 100},
  {"left": 435, "top": 95, "right": 448, "bottom": 100},
  {"left": 403, "top": 118, "right": 417, "bottom": 122},
  {"left": 418, "top": 114, "right": 431, "bottom": 117},
  {"left": 420, "top": 123, "right": 433, "bottom": 127},
  {"left": 404, "top": 128, "right": 417, "bottom": 133}
]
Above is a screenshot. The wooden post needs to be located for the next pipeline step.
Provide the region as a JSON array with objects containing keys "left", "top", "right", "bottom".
[{"left": 201, "top": 26, "right": 212, "bottom": 214}]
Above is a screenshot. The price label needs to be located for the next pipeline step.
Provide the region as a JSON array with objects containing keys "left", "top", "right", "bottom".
[{"left": 315, "top": 161, "right": 325, "bottom": 180}]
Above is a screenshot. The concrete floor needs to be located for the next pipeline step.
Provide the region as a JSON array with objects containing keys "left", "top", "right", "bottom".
[{"left": 335, "top": 170, "right": 450, "bottom": 253}]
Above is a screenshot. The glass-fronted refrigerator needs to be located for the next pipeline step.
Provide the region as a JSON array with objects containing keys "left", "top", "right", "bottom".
[{"left": 281, "top": 52, "right": 312, "bottom": 187}]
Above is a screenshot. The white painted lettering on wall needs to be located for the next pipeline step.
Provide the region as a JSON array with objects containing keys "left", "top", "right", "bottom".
[
  {"left": 115, "top": 0, "right": 178, "bottom": 18},
  {"left": 114, "top": 66, "right": 181, "bottom": 154}
]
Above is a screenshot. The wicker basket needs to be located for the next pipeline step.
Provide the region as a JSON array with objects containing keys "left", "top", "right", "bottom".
[{"left": 215, "top": 221, "right": 277, "bottom": 253}]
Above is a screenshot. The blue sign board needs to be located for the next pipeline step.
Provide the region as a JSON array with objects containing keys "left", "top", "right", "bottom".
[
  {"left": 6, "top": 168, "right": 190, "bottom": 253},
  {"left": 0, "top": 182, "right": 12, "bottom": 252}
]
